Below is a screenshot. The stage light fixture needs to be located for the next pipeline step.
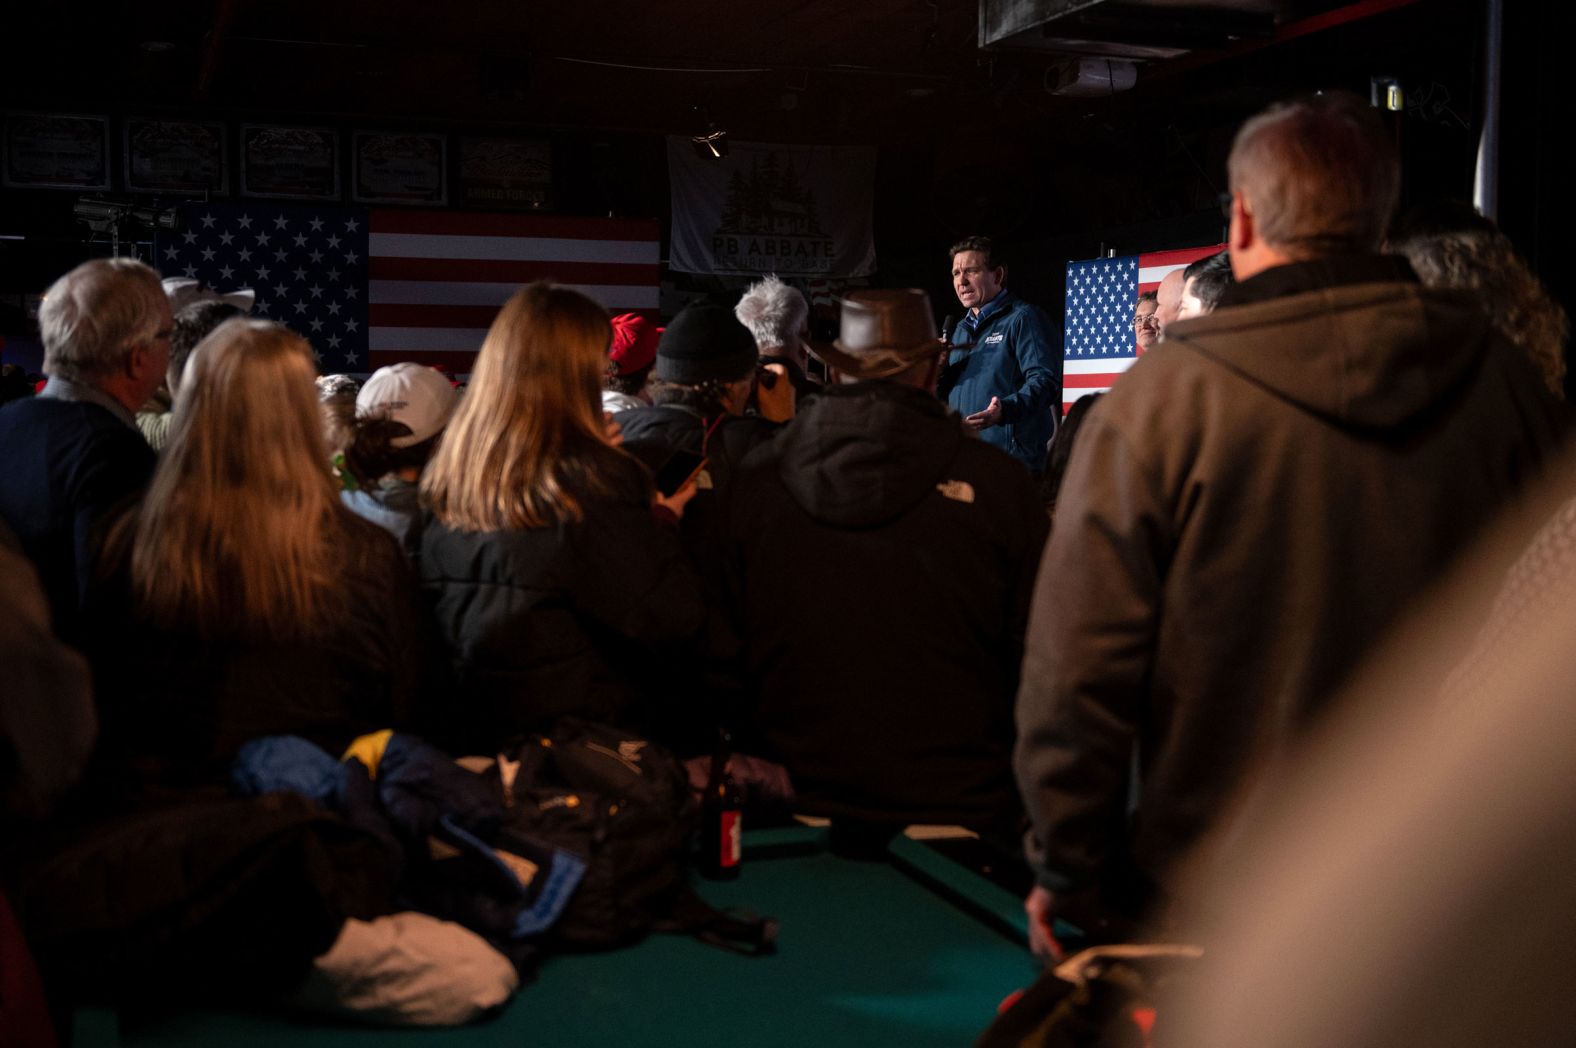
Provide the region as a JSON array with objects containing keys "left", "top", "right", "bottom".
[
  {"left": 690, "top": 105, "right": 729, "bottom": 161},
  {"left": 691, "top": 129, "right": 729, "bottom": 160},
  {"left": 73, "top": 197, "right": 184, "bottom": 258},
  {"left": 73, "top": 198, "right": 183, "bottom": 233}
]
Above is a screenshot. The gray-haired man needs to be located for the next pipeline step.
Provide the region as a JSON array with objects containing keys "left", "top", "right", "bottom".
[
  {"left": 1015, "top": 93, "right": 1566, "bottom": 957},
  {"left": 0, "top": 258, "right": 169, "bottom": 639}
]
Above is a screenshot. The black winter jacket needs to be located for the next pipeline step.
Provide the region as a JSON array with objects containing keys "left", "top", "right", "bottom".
[
  {"left": 417, "top": 475, "right": 705, "bottom": 753},
  {"left": 84, "top": 508, "right": 424, "bottom": 795},
  {"left": 614, "top": 404, "right": 778, "bottom": 556},
  {"left": 0, "top": 396, "right": 154, "bottom": 641},
  {"left": 615, "top": 404, "right": 778, "bottom": 481},
  {"left": 723, "top": 382, "right": 1049, "bottom": 826}
]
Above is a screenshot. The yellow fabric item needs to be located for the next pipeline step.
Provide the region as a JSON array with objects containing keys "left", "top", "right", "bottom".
[{"left": 343, "top": 729, "right": 395, "bottom": 778}]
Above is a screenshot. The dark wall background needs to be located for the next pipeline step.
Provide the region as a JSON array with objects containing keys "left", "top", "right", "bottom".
[
  {"left": 1498, "top": 0, "right": 1572, "bottom": 395},
  {"left": 2, "top": 0, "right": 1565, "bottom": 382}
]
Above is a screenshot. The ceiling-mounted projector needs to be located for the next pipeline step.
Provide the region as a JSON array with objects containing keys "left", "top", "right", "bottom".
[{"left": 1048, "top": 58, "right": 1138, "bottom": 97}]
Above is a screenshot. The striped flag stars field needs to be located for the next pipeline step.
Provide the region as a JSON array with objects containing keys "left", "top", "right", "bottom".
[
  {"left": 1062, "top": 245, "right": 1224, "bottom": 410},
  {"left": 158, "top": 203, "right": 369, "bottom": 369},
  {"left": 365, "top": 210, "right": 658, "bottom": 374},
  {"left": 157, "top": 205, "right": 660, "bottom": 375}
]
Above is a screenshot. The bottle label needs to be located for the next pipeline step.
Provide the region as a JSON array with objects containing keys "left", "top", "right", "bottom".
[{"left": 720, "top": 809, "right": 741, "bottom": 868}]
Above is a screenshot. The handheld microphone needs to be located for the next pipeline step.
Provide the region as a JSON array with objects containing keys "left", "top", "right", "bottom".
[{"left": 940, "top": 314, "right": 956, "bottom": 345}]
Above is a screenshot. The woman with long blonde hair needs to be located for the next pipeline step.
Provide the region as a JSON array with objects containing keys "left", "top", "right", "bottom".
[
  {"left": 90, "top": 319, "right": 421, "bottom": 786},
  {"left": 418, "top": 283, "right": 702, "bottom": 750}
]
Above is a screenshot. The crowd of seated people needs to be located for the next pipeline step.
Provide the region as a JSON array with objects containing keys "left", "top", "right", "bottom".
[{"left": 1, "top": 89, "right": 1572, "bottom": 1038}]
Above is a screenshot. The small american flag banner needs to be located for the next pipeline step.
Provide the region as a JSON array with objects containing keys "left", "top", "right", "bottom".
[
  {"left": 1063, "top": 245, "right": 1223, "bottom": 409},
  {"left": 155, "top": 204, "right": 660, "bottom": 374}
]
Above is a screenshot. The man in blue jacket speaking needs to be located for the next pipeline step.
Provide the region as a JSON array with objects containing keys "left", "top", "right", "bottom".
[{"left": 939, "top": 236, "right": 1060, "bottom": 475}]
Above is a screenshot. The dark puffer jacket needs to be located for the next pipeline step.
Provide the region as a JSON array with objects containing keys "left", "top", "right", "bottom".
[
  {"left": 723, "top": 382, "right": 1049, "bottom": 827},
  {"left": 417, "top": 469, "right": 705, "bottom": 753},
  {"left": 614, "top": 404, "right": 779, "bottom": 556}
]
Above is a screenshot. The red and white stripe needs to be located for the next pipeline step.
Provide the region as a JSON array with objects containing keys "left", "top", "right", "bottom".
[
  {"left": 1064, "top": 244, "right": 1224, "bottom": 410},
  {"left": 367, "top": 210, "right": 661, "bottom": 373},
  {"left": 1064, "top": 358, "right": 1137, "bottom": 405},
  {"left": 1136, "top": 245, "right": 1222, "bottom": 295}
]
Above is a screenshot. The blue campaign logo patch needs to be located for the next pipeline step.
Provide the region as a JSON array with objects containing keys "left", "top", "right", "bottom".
[{"left": 984, "top": 333, "right": 1005, "bottom": 344}]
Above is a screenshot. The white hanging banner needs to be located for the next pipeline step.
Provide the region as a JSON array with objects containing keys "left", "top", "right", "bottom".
[{"left": 667, "top": 137, "right": 877, "bottom": 278}]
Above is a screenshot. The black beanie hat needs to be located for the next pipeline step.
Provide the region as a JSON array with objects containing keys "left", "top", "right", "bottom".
[{"left": 654, "top": 303, "right": 758, "bottom": 385}]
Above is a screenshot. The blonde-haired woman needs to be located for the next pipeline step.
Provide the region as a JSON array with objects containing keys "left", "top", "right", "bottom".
[
  {"left": 418, "top": 283, "right": 702, "bottom": 751},
  {"left": 89, "top": 318, "right": 421, "bottom": 788}
]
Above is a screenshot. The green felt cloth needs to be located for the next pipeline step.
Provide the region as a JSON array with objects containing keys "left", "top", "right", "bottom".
[{"left": 79, "top": 826, "right": 1039, "bottom": 1048}]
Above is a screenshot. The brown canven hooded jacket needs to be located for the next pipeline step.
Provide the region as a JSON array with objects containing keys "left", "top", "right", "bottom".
[{"left": 1014, "top": 259, "right": 1567, "bottom": 915}]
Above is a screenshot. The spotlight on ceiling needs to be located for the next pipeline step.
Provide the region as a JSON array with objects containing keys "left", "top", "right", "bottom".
[
  {"left": 690, "top": 106, "right": 729, "bottom": 161},
  {"left": 691, "top": 129, "right": 729, "bottom": 160}
]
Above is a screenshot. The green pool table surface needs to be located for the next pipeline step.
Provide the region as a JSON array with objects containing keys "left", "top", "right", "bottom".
[{"left": 76, "top": 826, "right": 1041, "bottom": 1047}]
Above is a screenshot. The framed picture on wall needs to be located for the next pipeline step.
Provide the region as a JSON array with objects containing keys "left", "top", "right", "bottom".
[
  {"left": 3, "top": 112, "right": 111, "bottom": 190},
  {"left": 126, "top": 118, "right": 227, "bottom": 195},
  {"left": 458, "top": 136, "right": 552, "bottom": 210},
  {"left": 352, "top": 131, "right": 447, "bottom": 205},
  {"left": 240, "top": 124, "right": 340, "bottom": 200}
]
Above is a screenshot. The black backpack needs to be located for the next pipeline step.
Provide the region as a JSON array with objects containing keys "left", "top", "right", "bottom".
[{"left": 485, "top": 717, "right": 774, "bottom": 953}]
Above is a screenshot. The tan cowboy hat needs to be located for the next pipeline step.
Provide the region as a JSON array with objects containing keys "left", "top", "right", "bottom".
[{"left": 810, "top": 289, "right": 940, "bottom": 380}]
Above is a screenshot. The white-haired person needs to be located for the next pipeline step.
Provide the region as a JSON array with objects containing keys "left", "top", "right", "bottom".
[
  {"left": 0, "top": 258, "right": 168, "bottom": 641},
  {"left": 417, "top": 283, "right": 703, "bottom": 753},
  {"left": 340, "top": 362, "right": 457, "bottom": 551},
  {"left": 86, "top": 318, "right": 423, "bottom": 792},
  {"left": 734, "top": 273, "right": 816, "bottom": 421}
]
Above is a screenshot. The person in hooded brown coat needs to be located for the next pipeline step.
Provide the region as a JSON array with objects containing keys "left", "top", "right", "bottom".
[{"left": 1014, "top": 93, "right": 1567, "bottom": 955}]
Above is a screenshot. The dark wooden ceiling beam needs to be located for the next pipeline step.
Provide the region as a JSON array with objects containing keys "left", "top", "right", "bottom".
[{"left": 194, "top": 0, "right": 240, "bottom": 103}]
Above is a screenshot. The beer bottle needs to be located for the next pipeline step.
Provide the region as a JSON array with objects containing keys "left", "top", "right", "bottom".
[{"left": 699, "top": 729, "right": 743, "bottom": 880}]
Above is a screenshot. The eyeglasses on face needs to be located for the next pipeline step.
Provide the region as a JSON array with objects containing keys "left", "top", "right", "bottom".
[{"left": 1131, "top": 313, "right": 1158, "bottom": 327}]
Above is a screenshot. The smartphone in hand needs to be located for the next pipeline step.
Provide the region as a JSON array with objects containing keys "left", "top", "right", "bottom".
[{"left": 654, "top": 449, "right": 707, "bottom": 496}]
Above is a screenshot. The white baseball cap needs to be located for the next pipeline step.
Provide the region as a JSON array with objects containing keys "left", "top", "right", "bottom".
[{"left": 355, "top": 363, "right": 457, "bottom": 448}]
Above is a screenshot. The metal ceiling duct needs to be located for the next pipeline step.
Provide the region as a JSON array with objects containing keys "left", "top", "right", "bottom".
[{"left": 979, "top": 0, "right": 1329, "bottom": 60}]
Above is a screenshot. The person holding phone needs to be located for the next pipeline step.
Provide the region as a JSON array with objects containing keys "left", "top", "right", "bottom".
[
  {"left": 734, "top": 274, "right": 820, "bottom": 422},
  {"left": 614, "top": 302, "right": 780, "bottom": 558},
  {"left": 417, "top": 283, "right": 704, "bottom": 752}
]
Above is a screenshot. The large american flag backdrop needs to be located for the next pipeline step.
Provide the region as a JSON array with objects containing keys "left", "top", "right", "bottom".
[
  {"left": 154, "top": 204, "right": 660, "bottom": 374},
  {"left": 1063, "top": 245, "right": 1224, "bottom": 410}
]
